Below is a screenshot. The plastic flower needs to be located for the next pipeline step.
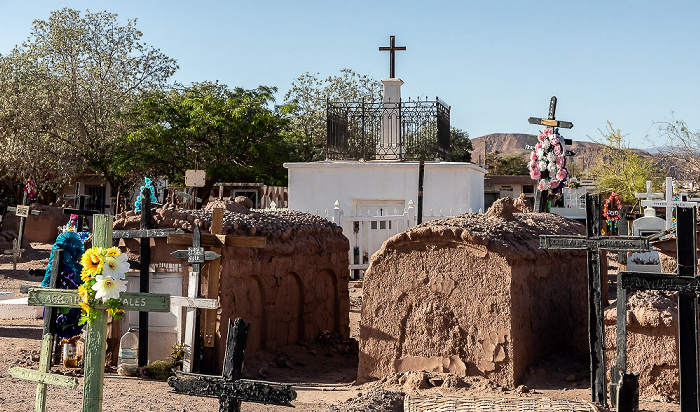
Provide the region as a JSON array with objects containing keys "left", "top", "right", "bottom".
[
  {"left": 556, "top": 168, "right": 568, "bottom": 181},
  {"left": 103, "top": 253, "right": 130, "bottom": 280},
  {"left": 81, "top": 248, "right": 105, "bottom": 275},
  {"left": 530, "top": 168, "right": 541, "bottom": 180},
  {"left": 106, "top": 246, "right": 121, "bottom": 257},
  {"left": 550, "top": 180, "right": 560, "bottom": 189},
  {"left": 92, "top": 275, "right": 127, "bottom": 303},
  {"left": 78, "top": 285, "right": 90, "bottom": 302}
]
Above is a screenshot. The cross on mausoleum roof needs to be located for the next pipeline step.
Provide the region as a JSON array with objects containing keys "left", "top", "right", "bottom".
[{"left": 379, "top": 35, "right": 406, "bottom": 79}]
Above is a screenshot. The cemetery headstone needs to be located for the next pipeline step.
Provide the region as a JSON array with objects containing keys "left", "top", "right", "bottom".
[
  {"left": 540, "top": 193, "right": 649, "bottom": 407},
  {"left": 168, "top": 317, "right": 296, "bottom": 412},
  {"left": 616, "top": 206, "right": 700, "bottom": 411}
]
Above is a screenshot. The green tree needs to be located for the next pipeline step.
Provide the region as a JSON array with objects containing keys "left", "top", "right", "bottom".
[
  {"left": 450, "top": 127, "right": 472, "bottom": 162},
  {"left": 284, "top": 68, "right": 382, "bottom": 161},
  {"left": 0, "top": 8, "right": 177, "bottom": 195},
  {"left": 486, "top": 151, "right": 529, "bottom": 175},
  {"left": 120, "top": 82, "right": 296, "bottom": 191},
  {"left": 589, "top": 121, "right": 662, "bottom": 203}
]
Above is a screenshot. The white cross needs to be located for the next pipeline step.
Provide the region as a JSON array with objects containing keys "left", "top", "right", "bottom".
[{"left": 641, "top": 177, "right": 698, "bottom": 229}]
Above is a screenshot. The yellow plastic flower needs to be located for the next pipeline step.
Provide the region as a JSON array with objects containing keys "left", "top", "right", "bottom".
[
  {"left": 106, "top": 246, "right": 121, "bottom": 257},
  {"left": 78, "top": 285, "right": 90, "bottom": 302},
  {"left": 81, "top": 248, "right": 105, "bottom": 275},
  {"left": 106, "top": 307, "right": 125, "bottom": 317},
  {"left": 79, "top": 301, "right": 92, "bottom": 313}
]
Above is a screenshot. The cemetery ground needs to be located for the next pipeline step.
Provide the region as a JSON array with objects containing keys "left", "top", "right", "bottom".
[{"left": 0, "top": 243, "right": 680, "bottom": 411}]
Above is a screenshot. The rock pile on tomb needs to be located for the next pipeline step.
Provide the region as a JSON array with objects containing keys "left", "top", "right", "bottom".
[{"left": 113, "top": 202, "right": 343, "bottom": 240}]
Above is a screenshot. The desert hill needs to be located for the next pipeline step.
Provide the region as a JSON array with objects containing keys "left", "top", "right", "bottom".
[{"left": 469, "top": 133, "right": 654, "bottom": 175}]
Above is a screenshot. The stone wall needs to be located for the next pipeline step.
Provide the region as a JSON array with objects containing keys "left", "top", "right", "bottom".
[{"left": 358, "top": 203, "right": 588, "bottom": 388}]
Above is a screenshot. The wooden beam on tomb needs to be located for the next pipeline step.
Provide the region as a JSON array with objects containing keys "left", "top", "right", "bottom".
[{"left": 167, "top": 232, "right": 266, "bottom": 249}]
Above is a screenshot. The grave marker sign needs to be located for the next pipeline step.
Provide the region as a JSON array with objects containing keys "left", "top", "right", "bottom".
[{"left": 5, "top": 190, "right": 41, "bottom": 260}]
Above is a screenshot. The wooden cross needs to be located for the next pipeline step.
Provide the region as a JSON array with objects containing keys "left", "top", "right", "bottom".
[
  {"left": 167, "top": 217, "right": 265, "bottom": 373},
  {"left": 21, "top": 214, "right": 173, "bottom": 412},
  {"left": 5, "top": 190, "right": 41, "bottom": 259},
  {"left": 641, "top": 177, "right": 698, "bottom": 230},
  {"left": 168, "top": 317, "right": 296, "bottom": 411},
  {"left": 170, "top": 225, "right": 221, "bottom": 372},
  {"left": 615, "top": 206, "right": 700, "bottom": 411},
  {"left": 539, "top": 193, "right": 649, "bottom": 407},
  {"left": 8, "top": 249, "right": 79, "bottom": 412},
  {"left": 527, "top": 96, "right": 574, "bottom": 212},
  {"left": 379, "top": 35, "right": 406, "bottom": 79}
]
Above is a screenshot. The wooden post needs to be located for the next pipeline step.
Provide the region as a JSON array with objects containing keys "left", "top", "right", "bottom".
[
  {"left": 138, "top": 187, "right": 151, "bottom": 367},
  {"left": 202, "top": 208, "right": 224, "bottom": 371}
]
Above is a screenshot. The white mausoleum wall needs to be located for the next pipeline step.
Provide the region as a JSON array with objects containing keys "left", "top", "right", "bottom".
[{"left": 284, "top": 161, "right": 486, "bottom": 217}]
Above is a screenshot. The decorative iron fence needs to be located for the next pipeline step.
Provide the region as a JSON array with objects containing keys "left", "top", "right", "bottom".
[{"left": 326, "top": 98, "right": 451, "bottom": 161}]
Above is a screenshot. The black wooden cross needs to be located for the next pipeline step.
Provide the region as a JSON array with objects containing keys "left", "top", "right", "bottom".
[
  {"left": 615, "top": 206, "right": 700, "bottom": 411},
  {"left": 111, "top": 186, "right": 183, "bottom": 367},
  {"left": 540, "top": 193, "right": 649, "bottom": 407},
  {"left": 527, "top": 96, "right": 574, "bottom": 212},
  {"left": 379, "top": 35, "right": 406, "bottom": 79},
  {"left": 168, "top": 317, "right": 296, "bottom": 411}
]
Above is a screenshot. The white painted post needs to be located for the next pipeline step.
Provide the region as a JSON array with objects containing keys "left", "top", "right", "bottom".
[
  {"left": 407, "top": 200, "right": 415, "bottom": 228},
  {"left": 333, "top": 200, "right": 341, "bottom": 224},
  {"left": 665, "top": 177, "right": 673, "bottom": 230},
  {"left": 183, "top": 271, "right": 199, "bottom": 373}
]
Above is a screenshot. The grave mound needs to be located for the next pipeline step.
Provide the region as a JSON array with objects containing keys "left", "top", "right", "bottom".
[{"left": 358, "top": 210, "right": 588, "bottom": 388}]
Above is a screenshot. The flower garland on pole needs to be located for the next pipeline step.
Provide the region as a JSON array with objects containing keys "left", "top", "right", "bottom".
[
  {"left": 528, "top": 128, "right": 569, "bottom": 193},
  {"left": 603, "top": 192, "right": 621, "bottom": 235},
  {"left": 24, "top": 179, "right": 37, "bottom": 199},
  {"left": 78, "top": 246, "right": 130, "bottom": 325}
]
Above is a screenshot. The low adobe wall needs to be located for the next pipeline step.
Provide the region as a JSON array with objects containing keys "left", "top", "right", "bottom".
[
  {"left": 115, "top": 204, "right": 350, "bottom": 373},
  {"left": 358, "top": 204, "right": 588, "bottom": 388}
]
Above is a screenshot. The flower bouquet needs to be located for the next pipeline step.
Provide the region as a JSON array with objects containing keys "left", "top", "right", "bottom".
[
  {"left": 78, "top": 246, "right": 130, "bottom": 325},
  {"left": 528, "top": 128, "right": 568, "bottom": 193}
]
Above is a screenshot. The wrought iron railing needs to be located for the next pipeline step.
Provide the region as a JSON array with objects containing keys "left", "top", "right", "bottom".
[{"left": 326, "top": 98, "right": 451, "bottom": 161}]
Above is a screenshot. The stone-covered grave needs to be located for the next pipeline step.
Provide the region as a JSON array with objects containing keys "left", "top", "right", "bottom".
[
  {"left": 358, "top": 198, "right": 589, "bottom": 388},
  {"left": 113, "top": 199, "right": 350, "bottom": 374}
]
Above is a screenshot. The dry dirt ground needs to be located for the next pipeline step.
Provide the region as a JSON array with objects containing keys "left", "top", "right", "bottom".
[{"left": 0, "top": 243, "right": 680, "bottom": 411}]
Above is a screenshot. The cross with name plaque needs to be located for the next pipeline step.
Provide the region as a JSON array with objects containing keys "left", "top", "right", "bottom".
[
  {"left": 540, "top": 193, "right": 649, "bottom": 407},
  {"left": 168, "top": 317, "right": 296, "bottom": 412},
  {"left": 527, "top": 96, "right": 574, "bottom": 212},
  {"left": 8, "top": 249, "right": 79, "bottom": 412},
  {"left": 615, "top": 205, "right": 700, "bottom": 412},
  {"left": 18, "top": 214, "right": 173, "bottom": 412},
  {"left": 5, "top": 190, "right": 42, "bottom": 261}
]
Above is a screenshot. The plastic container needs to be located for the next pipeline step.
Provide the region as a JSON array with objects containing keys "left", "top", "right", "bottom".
[
  {"left": 117, "top": 328, "right": 139, "bottom": 376},
  {"left": 62, "top": 342, "right": 77, "bottom": 368}
]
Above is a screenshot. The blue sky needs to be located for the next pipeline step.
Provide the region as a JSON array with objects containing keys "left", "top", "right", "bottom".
[{"left": 1, "top": 1, "right": 699, "bottom": 149}]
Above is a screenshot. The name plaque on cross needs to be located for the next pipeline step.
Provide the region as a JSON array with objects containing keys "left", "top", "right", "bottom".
[
  {"left": 27, "top": 289, "right": 170, "bottom": 312},
  {"left": 16, "top": 205, "right": 30, "bottom": 218}
]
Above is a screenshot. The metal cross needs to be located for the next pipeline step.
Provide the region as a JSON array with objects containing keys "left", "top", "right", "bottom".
[
  {"left": 168, "top": 317, "right": 296, "bottom": 411},
  {"left": 379, "top": 35, "right": 406, "bottom": 79}
]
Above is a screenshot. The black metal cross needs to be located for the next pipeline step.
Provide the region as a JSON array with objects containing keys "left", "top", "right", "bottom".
[
  {"left": 527, "top": 96, "right": 574, "bottom": 212},
  {"left": 379, "top": 35, "right": 406, "bottom": 79},
  {"left": 616, "top": 206, "right": 700, "bottom": 411},
  {"left": 540, "top": 193, "right": 649, "bottom": 408},
  {"left": 168, "top": 317, "right": 296, "bottom": 412},
  {"left": 62, "top": 182, "right": 97, "bottom": 231}
]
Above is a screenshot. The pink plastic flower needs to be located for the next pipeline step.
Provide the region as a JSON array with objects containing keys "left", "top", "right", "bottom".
[
  {"left": 553, "top": 145, "right": 563, "bottom": 156},
  {"left": 556, "top": 168, "right": 568, "bottom": 181},
  {"left": 556, "top": 156, "right": 565, "bottom": 167},
  {"left": 550, "top": 180, "right": 560, "bottom": 189},
  {"left": 538, "top": 179, "right": 550, "bottom": 191},
  {"left": 550, "top": 137, "right": 560, "bottom": 146},
  {"left": 530, "top": 169, "right": 541, "bottom": 180}
]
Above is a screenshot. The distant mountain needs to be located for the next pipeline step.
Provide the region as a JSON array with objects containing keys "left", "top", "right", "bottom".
[{"left": 469, "top": 133, "right": 657, "bottom": 176}]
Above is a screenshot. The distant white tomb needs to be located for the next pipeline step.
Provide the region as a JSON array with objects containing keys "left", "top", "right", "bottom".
[
  {"left": 627, "top": 206, "right": 665, "bottom": 273},
  {"left": 285, "top": 37, "right": 485, "bottom": 276}
]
